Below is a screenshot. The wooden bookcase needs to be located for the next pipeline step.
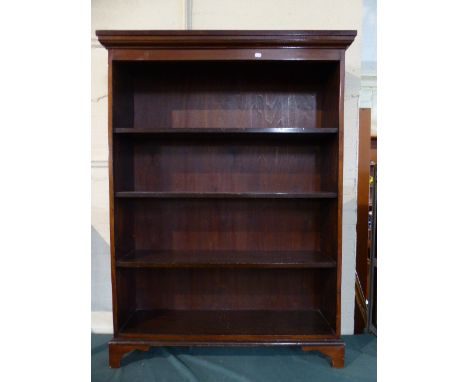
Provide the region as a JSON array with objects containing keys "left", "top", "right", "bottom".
[{"left": 97, "top": 30, "right": 356, "bottom": 368}]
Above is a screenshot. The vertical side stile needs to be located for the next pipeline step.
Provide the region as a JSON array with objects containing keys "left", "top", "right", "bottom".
[{"left": 336, "top": 50, "right": 346, "bottom": 337}]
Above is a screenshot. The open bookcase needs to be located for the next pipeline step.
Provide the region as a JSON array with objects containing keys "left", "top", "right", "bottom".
[{"left": 97, "top": 30, "right": 356, "bottom": 368}]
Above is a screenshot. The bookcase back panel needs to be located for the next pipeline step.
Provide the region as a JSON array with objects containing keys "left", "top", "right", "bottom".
[
  {"left": 129, "top": 268, "right": 333, "bottom": 311},
  {"left": 116, "top": 199, "right": 333, "bottom": 252},
  {"left": 114, "top": 135, "right": 336, "bottom": 193},
  {"left": 113, "top": 61, "right": 340, "bottom": 130}
]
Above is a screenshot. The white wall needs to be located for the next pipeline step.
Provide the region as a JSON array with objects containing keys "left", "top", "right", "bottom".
[
  {"left": 360, "top": 0, "right": 377, "bottom": 135},
  {"left": 91, "top": 0, "right": 362, "bottom": 335}
]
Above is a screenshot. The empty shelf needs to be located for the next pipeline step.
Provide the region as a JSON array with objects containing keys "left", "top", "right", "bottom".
[
  {"left": 116, "top": 250, "right": 337, "bottom": 269},
  {"left": 120, "top": 309, "right": 336, "bottom": 337},
  {"left": 114, "top": 127, "right": 338, "bottom": 134},
  {"left": 115, "top": 191, "right": 338, "bottom": 199}
]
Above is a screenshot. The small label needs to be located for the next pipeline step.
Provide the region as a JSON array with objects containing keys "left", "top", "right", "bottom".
[{"left": 255, "top": 52, "right": 262, "bottom": 58}]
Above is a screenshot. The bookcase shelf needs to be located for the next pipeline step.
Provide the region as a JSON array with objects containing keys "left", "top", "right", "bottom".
[
  {"left": 114, "top": 127, "right": 339, "bottom": 135},
  {"left": 116, "top": 250, "right": 337, "bottom": 269},
  {"left": 115, "top": 191, "right": 338, "bottom": 199},
  {"left": 97, "top": 29, "right": 356, "bottom": 369},
  {"left": 120, "top": 309, "right": 335, "bottom": 337}
]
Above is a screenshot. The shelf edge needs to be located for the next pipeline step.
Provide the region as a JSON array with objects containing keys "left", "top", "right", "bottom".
[{"left": 114, "top": 192, "right": 338, "bottom": 199}]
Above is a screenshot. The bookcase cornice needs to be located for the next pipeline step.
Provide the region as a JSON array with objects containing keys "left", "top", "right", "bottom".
[{"left": 96, "top": 30, "right": 357, "bottom": 49}]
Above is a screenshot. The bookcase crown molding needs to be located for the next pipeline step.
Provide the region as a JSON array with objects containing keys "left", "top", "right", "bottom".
[{"left": 96, "top": 30, "right": 357, "bottom": 49}]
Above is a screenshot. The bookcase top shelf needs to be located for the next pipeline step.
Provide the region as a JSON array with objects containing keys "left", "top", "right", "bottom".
[{"left": 96, "top": 30, "right": 357, "bottom": 50}]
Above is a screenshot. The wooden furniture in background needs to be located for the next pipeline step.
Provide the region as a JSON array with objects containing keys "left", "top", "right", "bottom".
[
  {"left": 368, "top": 134, "right": 377, "bottom": 334},
  {"left": 97, "top": 30, "right": 356, "bottom": 368},
  {"left": 367, "top": 164, "right": 377, "bottom": 335},
  {"left": 354, "top": 108, "right": 377, "bottom": 333},
  {"left": 371, "top": 136, "right": 377, "bottom": 163}
]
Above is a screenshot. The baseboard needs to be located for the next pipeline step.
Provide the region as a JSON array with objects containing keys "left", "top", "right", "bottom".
[{"left": 91, "top": 311, "right": 113, "bottom": 334}]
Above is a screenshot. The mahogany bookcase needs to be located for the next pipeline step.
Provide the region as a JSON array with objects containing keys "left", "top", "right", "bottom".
[{"left": 96, "top": 30, "right": 356, "bottom": 368}]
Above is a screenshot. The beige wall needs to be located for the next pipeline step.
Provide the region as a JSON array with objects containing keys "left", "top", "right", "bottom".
[{"left": 91, "top": 0, "right": 362, "bottom": 335}]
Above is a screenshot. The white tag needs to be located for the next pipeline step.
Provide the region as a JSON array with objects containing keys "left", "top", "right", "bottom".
[{"left": 255, "top": 52, "right": 262, "bottom": 58}]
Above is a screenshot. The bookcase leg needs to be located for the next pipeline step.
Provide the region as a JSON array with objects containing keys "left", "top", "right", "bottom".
[
  {"left": 302, "top": 343, "right": 345, "bottom": 368},
  {"left": 109, "top": 342, "right": 150, "bottom": 368}
]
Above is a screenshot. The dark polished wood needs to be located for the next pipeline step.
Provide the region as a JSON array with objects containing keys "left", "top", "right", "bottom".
[
  {"left": 113, "top": 133, "right": 339, "bottom": 194},
  {"left": 115, "top": 199, "right": 334, "bottom": 253},
  {"left": 115, "top": 127, "right": 338, "bottom": 134},
  {"left": 116, "top": 250, "right": 337, "bottom": 268},
  {"left": 109, "top": 337, "right": 344, "bottom": 369},
  {"left": 115, "top": 191, "right": 338, "bottom": 199},
  {"left": 96, "top": 30, "right": 357, "bottom": 49},
  {"left": 97, "top": 30, "right": 356, "bottom": 369},
  {"left": 121, "top": 310, "right": 335, "bottom": 336}
]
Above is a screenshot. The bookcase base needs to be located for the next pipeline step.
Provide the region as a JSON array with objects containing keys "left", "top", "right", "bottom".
[
  {"left": 108, "top": 338, "right": 345, "bottom": 368},
  {"left": 302, "top": 342, "right": 345, "bottom": 368}
]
